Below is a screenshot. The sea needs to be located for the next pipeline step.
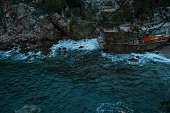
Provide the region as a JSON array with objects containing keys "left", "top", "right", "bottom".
[{"left": 0, "top": 39, "right": 170, "bottom": 113}]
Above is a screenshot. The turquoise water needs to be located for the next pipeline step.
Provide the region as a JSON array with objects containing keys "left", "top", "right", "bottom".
[{"left": 0, "top": 39, "right": 170, "bottom": 113}]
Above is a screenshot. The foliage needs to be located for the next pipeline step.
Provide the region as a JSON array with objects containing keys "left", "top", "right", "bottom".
[
  {"left": 87, "top": 13, "right": 98, "bottom": 21},
  {"left": 65, "top": 10, "right": 71, "bottom": 18},
  {"left": 104, "top": 1, "right": 113, "bottom": 6},
  {"left": 68, "top": 16, "right": 78, "bottom": 38},
  {"left": 65, "top": 0, "right": 81, "bottom": 9},
  {"left": 42, "top": 0, "right": 66, "bottom": 14},
  {"left": 98, "top": 0, "right": 170, "bottom": 41}
]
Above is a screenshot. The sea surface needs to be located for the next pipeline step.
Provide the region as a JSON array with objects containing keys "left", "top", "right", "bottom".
[{"left": 0, "top": 39, "right": 170, "bottom": 113}]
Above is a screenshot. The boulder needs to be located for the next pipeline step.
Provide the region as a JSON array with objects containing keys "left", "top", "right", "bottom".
[
  {"left": 39, "top": 15, "right": 68, "bottom": 42},
  {"left": 79, "top": 46, "right": 84, "bottom": 48}
]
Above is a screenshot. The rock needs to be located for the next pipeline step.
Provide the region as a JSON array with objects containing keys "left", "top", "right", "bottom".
[
  {"left": 39, "top": 15, "right": 68, "bottom": 42},
  {"left": 136, "top": 56, "right": 140, "bottom": 59},
  {"left": 11, "top": 42, "right": 16, "bottom": 46},
  {"left": 15, "top": 105, "right": 41, "bottom": 113},
  {"left": 27, "top": 56, "right": 31, "bottom": 60},
  {"left": 25, "top": 52, "right": 29, "bottom": 56},
  {"left": 14, "top": 52, "right": 19, "bottom": 55},
  {"left": 58, "top": 50, "right": 61, "bottom": 55},
  {"left": 128, "top": 58, "right": 139, "bottom": 62},
  {"left": 0, "top": 2, "right": 69, "bottom": 55},
  {"left": 151, "top": 61, "right": 156, "bottom": 64},
  {"left": 79, "top": 46, "right": 84, "bottom": 48},
  {"left": 29, "top": 44, "right": 36, "bottom": 50},
  {"left": 63, "top": 47, "right": 67, "bottom": 50},
  {"left": 15, "top": 39, "right": 19, "bottom": 43},
  {"left": 154, "top": 52, "right": 160, "bottom": 54}
]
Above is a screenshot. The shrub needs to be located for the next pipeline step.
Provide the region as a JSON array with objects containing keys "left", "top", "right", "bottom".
[
  {"left": 42, "top": 0, "right": 66, "bottom": 14},
  {"left": 68, "top": 16, "right": 78, "bottom": 38}
]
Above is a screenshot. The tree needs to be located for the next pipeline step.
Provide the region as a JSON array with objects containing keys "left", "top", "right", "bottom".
[
  {"left": 94, "top": 0, "right": 170, "bottom": 41},
  {"left": 40, "top": 0, "right": 66, "bottom": 14}
]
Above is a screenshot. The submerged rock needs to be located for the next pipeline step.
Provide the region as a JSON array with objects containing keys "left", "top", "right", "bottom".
[
  {"left": 151, "top": 61, "right": 156, "bottom": 64},
  {"left": 128, "top": 58, "right": 139, "bottom": 62},
  {"left": 136, "top": 56, "right": 140, "bottom": 59},
  {"left": 27, "top": 56, "right": 31, "bottom": 61},
  {"left": 15, "top": 105, "right": 41, "bottom": 113},
  {"left": 79, "top": 46, "right": 84, "bottom": 48}
]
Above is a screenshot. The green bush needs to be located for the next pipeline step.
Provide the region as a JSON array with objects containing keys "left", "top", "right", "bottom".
[
  {"left": 42, "top": 0, "right": 66, "bottom": 14},
  {"left": 68, "top": 16, "right": 78, "bottom": 38},
  {"left": 104, "top": 1, "right": 113, "bottom": 6},
  {"left": 65, "top": 10, "right": 71, "bottom": 18},
  {"left": 65, "top": 0, "right": 81, "bottom": 9}
]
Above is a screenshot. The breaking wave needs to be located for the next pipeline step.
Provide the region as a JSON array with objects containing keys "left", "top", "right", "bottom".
[
  {"left": 0, "top": 47, "right": 45, "bottom": 62},
  {"left": 50, "top": 39, "right": 100, "bottom": 57},
  {"left": 101, "top": 51, "right": 170, "bottom": 66},
  {"left": 0, "top": 38, "right": 170, "bottom": 65},
  {"left": 0, "top": 39, "right": 100, "bottom": 61}
]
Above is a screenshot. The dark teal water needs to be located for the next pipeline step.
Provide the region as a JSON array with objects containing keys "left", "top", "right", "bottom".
[{"left": 0, "top": 39, "right": 170, "bottom": 113}]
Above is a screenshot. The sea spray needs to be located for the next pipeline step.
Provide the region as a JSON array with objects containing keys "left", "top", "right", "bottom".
[
  {"left": 0, "top": 38, "right": 170, "bottom": 65},
  {"left": 101, "top": 51, "right": 170, "bottom": 66},
  {"left": 0, "top": 47, "right": 45, "bottom": 62},
  {"left": 0, "top": 39, "right": 100, "bottom": 61},
  {"left": 49, "top": 39, "right": 100, "bottom": 57}
]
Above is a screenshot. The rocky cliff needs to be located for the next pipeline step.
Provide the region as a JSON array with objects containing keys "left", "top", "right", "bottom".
[{"left": 0, "top": 2, "right": 68, "bottom": 54}]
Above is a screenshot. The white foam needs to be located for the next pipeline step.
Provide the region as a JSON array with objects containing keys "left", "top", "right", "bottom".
[
  {"left": 101, "top": 52, "right": 170, "bottom": 65},
  {"left": 0, "top": 47, "right": 20, "bottom": 59},
  {"left": 0, "top": 47, "right": 45, "bottom": 62},
  {"left": 96, "top": 102, "right": 134, "bottom": 113},
  {"left": 50, "top": 39, "right": 100, "bottom": 57},
  {"left": 132, "top": 52, "right": 170, "bottom": 63},
  {"left": 0, "top": 39, "right": 100, "bottom": 61}
]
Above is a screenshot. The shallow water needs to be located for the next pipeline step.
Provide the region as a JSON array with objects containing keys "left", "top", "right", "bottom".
[{"left": 0, "top": 39, "right": 170, "bottom": 113}]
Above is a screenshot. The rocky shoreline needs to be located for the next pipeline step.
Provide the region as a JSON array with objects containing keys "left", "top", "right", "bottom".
[
  {"left": 0, "top": 3, "right": 67, "bottom": 55},
  {"left": 0, "top": 2, "right": 169, "bottom": 57},
  {"left": 0, "top": 2, "right": 97, "bottom": 55}
]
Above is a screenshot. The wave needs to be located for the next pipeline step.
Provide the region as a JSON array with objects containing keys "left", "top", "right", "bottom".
[
  {"left": 0, "top": 39, "right": 100, "bottom": 61},
  {"left": 96, "top": 102, "right": 134, "bottom": 113},
  {"left": 0, "top": 38, "right": 170, "bottom": 65},
  {"left": 50, "top": 39, "right": 100, "bottom": 57},
  {"left": 0, "top": 47, "right": 45, "bottom": 62},
  {"left": 101, "top": 51, "right": 170, "bottom": 66}
]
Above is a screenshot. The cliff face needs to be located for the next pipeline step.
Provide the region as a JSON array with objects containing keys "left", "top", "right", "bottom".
[{"left": 0, "top": 1, "right": 68, "bottom": 54}]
